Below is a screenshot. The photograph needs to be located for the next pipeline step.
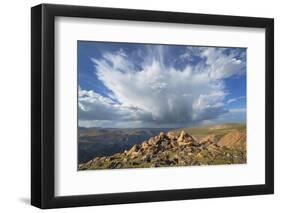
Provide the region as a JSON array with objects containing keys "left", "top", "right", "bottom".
[
  {"left": 77, "top": 41, "right": 247, "bottom": 170},
  {"left": 30, "top": 3, "right": 274, "bottom": 209}
]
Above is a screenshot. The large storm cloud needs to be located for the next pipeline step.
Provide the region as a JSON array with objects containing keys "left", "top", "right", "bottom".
[{"left": 78, "top": 45, "right": 246, "bottom": 128}]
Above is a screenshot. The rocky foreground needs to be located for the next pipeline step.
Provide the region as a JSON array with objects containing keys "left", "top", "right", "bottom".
[{"left": 79, "top": 129, "right": 246, "bottom": 170}]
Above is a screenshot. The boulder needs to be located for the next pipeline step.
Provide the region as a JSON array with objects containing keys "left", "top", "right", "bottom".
[
  {"left": 167, "top": 131, "right": 177, "bottom": 140},
  {"left": 127, "top": 144, "right": 140, "bottom": 156},
  {"left": 148, "top": 137, "right": 156, "bottom": 145},
  {"left": 177, "top": 131, "right": 185, "bottom": 142},
  {"left": 141, "top": 141, "right": 149, "bottom": 149},
  {"left": 177, "top": 130, "right": 194, "bottom": 143},
  {"left": 199, "top": 134, "right": 216, "bottom": 144},
  {"left": 159, "top": 132, "right": 168, "bottom": 140},
  {"left": 141, "top": 154, "right": 152, "bottom": 162}
]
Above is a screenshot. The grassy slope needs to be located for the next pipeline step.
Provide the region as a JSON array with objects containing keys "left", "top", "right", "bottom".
[{"left": 176, "top": 123, "right": 246, "bottom": 141}]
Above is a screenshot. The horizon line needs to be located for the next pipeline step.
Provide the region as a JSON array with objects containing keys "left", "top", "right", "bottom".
[{"left": 78, "top": 122, "right": 246, "bottom": 129}]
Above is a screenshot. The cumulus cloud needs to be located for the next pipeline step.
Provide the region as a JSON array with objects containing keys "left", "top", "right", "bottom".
[{"left": 79, "top": 45, "right": 246, "bottom": 127}]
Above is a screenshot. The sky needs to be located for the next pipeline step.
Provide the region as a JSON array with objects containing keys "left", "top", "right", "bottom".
[{"left": 78, "top": 41, "right": 246, "bottom": 128}]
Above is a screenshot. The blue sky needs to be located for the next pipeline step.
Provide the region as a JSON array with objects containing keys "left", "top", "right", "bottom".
[{"left": 78, "top": 41, "right": 246, "bottom": 128}]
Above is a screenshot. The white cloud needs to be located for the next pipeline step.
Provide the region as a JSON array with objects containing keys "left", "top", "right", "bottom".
[
  {"left": 204, "top": 48, "right": 245, "bottom": 79},
  {"left": 180, "top": 47, "right": 246, "bottom": 79},
  {"left": 79, "top": 46, "right": 246, "bottom": 127},
  {"left": 79, "top": 87, "right": 151, "bottom": 122},
  {"left": 226, "top": 96, "right": 246, "bottom": 104}
]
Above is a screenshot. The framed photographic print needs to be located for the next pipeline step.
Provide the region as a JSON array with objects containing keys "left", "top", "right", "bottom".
[{"left": 31, "top": 4, "right": 274, "bottom": 209}]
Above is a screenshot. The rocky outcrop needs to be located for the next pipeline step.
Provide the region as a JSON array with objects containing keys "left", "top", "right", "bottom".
[{"left": 79, "top": 129, "right": 246, "bottom": 170}]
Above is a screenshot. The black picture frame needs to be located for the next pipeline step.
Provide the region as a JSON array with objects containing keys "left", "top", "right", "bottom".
[{"left": 31, "top": 3, "right": 274, "bottom": 209}]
